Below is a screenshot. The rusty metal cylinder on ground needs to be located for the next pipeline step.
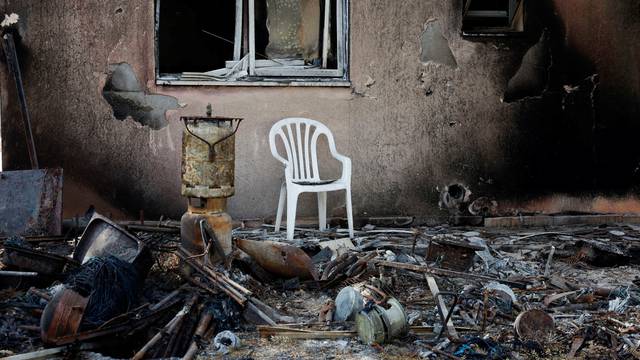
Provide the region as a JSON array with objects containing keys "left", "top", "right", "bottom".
[
  {"left": 180, "top": 199, "right": 233, "bottom": 263},
  {"left": 355, "top": 297, "right": 408, "bottom": 345},
  {"left": 180, "top": 116, "right": 241, "bottom": 264}
]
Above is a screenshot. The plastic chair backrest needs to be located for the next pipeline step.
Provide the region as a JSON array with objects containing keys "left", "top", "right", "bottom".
[{"left": 269, "top": 117, "right": 335, "bottom": 182}]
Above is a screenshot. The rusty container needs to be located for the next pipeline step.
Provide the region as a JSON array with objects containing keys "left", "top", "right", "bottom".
[
  {"left": 181, "top": 116, "right": 241, "bottom": 198},
  {"left": 180, "top": 116, "right": 241, "bottom": 264},
  {"left": 425, "top": 238, "right": 484, "bottom": 271},
  {"left": 181, "top": 198, "right": 233, "bottom": 263}
]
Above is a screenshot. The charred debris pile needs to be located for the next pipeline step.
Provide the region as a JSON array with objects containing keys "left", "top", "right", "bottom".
[{"left": 2, "top": 216, "right": 640, "bottom": 359}]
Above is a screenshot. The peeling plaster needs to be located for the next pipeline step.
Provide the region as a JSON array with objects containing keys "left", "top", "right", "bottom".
[
  {"left": 102, "top": 63, "right": 178, "bottom": 130},
  {"left": 419, "top": 20, "right": 457, "bottom": 68}
]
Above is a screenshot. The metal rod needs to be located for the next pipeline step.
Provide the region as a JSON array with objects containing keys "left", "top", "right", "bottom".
[
  {"left": 201, "top": 29, "right": 280, "bottom": 66},
  {"left": 182, "top": 310, "right": 214, "bottom": 360},
  {"left": 2, "top": 33, "right": 38, "bottom": 169},
  {"left": 435, "top": 291, "right": 459, "bottom": 340},
  {"left": 132, "top": 294, "right": 199, "bottom": 360},
  {"left": 0, "top": 270, "right": 39, "bottom": 277},
  {"left": 233, "top": 0, "right": 243, "bottom": 61},
  {"left": 177, "top": 249, "right": 248, "bottom": 305},
  {"left": 377, "top": 260, "right": 526, "bottom": 289},
  {"left": 199, "top": 219, "right": 226, "bottom": 263},
  {"left": 321, "top": 0, "right": 331, "bottom": 68}
]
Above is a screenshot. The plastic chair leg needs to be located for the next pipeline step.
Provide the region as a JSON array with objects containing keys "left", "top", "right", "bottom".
[
  {"left": 345, "top": 187, "right": 354, "bottom": 238},
  {"left": 274, "top": 182, "right": 286, "bottom": 232},
  {"left": 317, "top": 192, "right": 327, "bottom": 230},
  {"left": 286, "top": 190, "right": 299, "bottom": 240}
]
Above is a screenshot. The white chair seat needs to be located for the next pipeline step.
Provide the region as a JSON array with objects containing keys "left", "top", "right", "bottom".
[
  {"left": 290, "top": 180, "right": 347, "bottom": 192},
  {"left": 269, "top": 118, "right": 354, "bottom": 240},
  {"left": 292, "top": 179, "right": 337, "bottom": 186}
]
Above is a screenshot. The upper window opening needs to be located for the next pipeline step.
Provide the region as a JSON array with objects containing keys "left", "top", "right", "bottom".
[
  {"left": 158, "top": 1, "right": 237, "bottom": 73},
  {"left": 462, "top": 0, "right": 524, "bottom": 36},
  {"left": 155, "top": 0, "right": 349, "bottom": 85}
]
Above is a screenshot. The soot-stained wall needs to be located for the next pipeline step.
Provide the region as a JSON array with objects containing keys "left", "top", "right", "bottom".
[
  {"left": 502, "top": 0, "right": 640, "bottom": 211},
  {"left": 1, "top": 0, "right": 639, "bottom": 220}
]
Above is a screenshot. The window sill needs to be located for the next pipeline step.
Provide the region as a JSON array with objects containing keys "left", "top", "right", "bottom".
[{"left": 156, "top": 78, "right": 351, "bottom": 87}]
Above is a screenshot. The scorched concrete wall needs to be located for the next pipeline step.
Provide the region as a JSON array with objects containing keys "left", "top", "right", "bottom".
[{"left": 1, "top": 0, "right": 639, "bottom": 220}]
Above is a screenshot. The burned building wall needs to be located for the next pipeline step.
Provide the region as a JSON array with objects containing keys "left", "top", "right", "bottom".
[
  {"left": 550, "top": 0, "right": 640, "bottom": 192},
  {"left": 502, "top": 0, "right": 640, "bottom": 212},
  {"left": 1, "top": 0, "right": 639, "bottom": 220}
]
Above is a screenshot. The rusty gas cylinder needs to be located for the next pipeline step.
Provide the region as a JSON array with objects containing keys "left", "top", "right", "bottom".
[
  {"left": 180, "top": 199, "right": 233, "bottom": 263},
  {"left": 181, "top": 116, "right": 241, "bottom": 198},
  {"left": 180, "top": 115, "right": 241, "bottom": 265}
]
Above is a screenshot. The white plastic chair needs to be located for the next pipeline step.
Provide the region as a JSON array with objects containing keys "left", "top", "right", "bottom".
[{"left": 269, "top": 117, "right": 354, "bottom": 240}]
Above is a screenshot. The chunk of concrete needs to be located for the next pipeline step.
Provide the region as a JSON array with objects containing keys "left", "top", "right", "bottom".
[{"left": 104, "top": 63, "right": 143, "bottom": 92}]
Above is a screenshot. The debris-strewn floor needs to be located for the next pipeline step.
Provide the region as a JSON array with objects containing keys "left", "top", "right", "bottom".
[{"left": 2, "top": 221, "right": 640, "bottom": 359}]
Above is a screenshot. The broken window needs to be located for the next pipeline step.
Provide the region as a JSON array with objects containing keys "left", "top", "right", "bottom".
[
  {"left": 155, "top": 0, "right": 348, "bottom": 85},
  {"left": 462, "top": 0, "right": 524, "bottom": 36}
]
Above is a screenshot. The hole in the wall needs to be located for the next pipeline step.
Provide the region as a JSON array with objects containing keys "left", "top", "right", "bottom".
[
  {"left": 115, "top": 7, "right": 123, "bottom": 14},
  {"left": 446, "top": 184, "right": 467, "bottom": 201},
  {"left": 439, "top": 183, "right": 471, "bottom": 214},
  {"left": 102, "top": 63, "right": 178, "bottom": 130}
]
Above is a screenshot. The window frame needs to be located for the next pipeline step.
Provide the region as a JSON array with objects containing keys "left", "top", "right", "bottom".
[
  {"left": 155, "top": 0, "right": 350, "bottom": 86},
  {"left": 461, "top": 0, "right": 525, "bottom": 37}
]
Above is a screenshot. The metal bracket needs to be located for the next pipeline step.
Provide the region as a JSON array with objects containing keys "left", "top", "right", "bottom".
[
  {"left": 434, "top": 291, "right": 460, "bottom": 340},
  {"left": 199, "top": 219, "right": 226, "bottom": 264}
]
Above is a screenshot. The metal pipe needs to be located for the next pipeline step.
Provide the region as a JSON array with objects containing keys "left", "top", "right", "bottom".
[{"left": 2, "top": 32, "right": 38, "bottom": 169}]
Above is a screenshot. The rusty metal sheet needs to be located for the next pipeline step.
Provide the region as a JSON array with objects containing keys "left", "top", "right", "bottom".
[
  {"left": 425, "top": 238, "right": 484, "bottom": 271},
  {"left": 514, "top": 309, "right": 555, "bottom": 343},
  {"left": 236, "top": 239, "right": 319, "bottom": 280},
  {"left": 0, "top": 168, "right": 63, "bottom": 237}
]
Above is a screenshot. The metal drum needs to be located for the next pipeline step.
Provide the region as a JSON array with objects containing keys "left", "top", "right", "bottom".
[
  {"left": 355, "top": 306, "right": 387, "bottom": 345},
  {"left": 384, "top": 298, "right": 409, "bottom": 340},
  {"left": 335, "top": 286, "right": 365, "bottom": 321},
  {"left": 355, "top": 297, "right": 408, "bottom": 345}
]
